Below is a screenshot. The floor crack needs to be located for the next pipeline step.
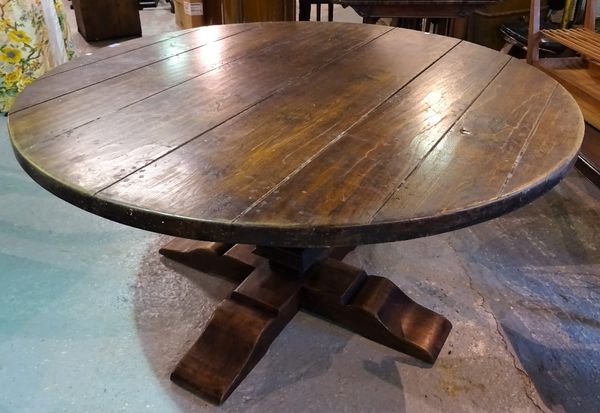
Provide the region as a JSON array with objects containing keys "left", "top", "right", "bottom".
[{"left": 447, "top": 240, "right": 548, "bottom": 413}]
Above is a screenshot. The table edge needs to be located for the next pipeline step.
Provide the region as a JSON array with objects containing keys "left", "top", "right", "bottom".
[{"left": 10, "top": 133, "right": 580, "bottom": 247}]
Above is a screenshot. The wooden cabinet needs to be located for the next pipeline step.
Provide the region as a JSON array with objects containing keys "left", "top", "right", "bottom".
[
  {"left": 222, "top": 0, "right": 296, "bottom": 23},
  {"left": 72, "top": 0, "right": 142, "bottom": 41}
]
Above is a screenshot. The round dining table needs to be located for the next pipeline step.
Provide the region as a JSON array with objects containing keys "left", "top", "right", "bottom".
[{"left": 8, "top": 22, "right": 584, "bottom": 404}]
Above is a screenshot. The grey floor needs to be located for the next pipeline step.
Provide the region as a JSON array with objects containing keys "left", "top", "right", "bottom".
[{"left": 1, "top": 3, "right": 600, "bottom": 413}]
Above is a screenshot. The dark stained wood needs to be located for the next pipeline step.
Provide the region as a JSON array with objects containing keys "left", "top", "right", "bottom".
[
  {"left": 37, "top": 29, "right": 198, "bottom": 79},
  {"left": 10, "top": 24, "right": 251, "bottom": 113},
  {"left": 9, "top": 23, "right": 583, "bottom": 248},
  {"left": 374, "top": 59, "right": 572, "bottom": 221},
  {"left": 159, "top": 239, "right": 254, "bottom": 282},
  {"left": 304, "top": 259, "right": 452, "bottom": 363},
  {"left": 12, "top": 23, "right": 394, "bottom": 194},
  {"left": 253, "top": 246, "right": 325, "bottom": 275},
  {"left": 232, "top": 262, "right": 304, "bottom": 313},
  {"left": 159, "top": 238, "right": 354, "bottom": 280},
  {"left": 10, "top": 25, "right": 327, "bottom": 147},
  {"left": 171, "top": 246, "right": 308, "bottom": 403},
  {"left": 171, "top": 265, "right": 301, "bottom": 404},
  {"left": 92, "top": 29, "right": 458, "bottom": 225},
  {"left": 171, "top": 299, "right": 277, "bottom": 404},
  {"left": 237, "top": 41, "right": 511, "bottom": 227},
  {"left": 222, "top": 0, "right": 296, "bottom": 23},
  {"left": 163, "top": 239, "right": 451, "bottom": 403},
  {"left": 337, "top": 0, "right": 496, "bottom": 21},
  {"left": 72, "top": 0, "right": 141, "bottom": 42}
]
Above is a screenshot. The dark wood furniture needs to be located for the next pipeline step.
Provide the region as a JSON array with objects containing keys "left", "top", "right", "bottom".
[
  {"left": 331, "top": 0, "right": 496, "bottom": 25},
  {"left": 299, "top": 0, "right": 334, "bottom": 21},
  {"left": 221, "top": 0, "right": 296, "bottom": 23},
  {"left": 578, "top": 124, "right": 600, "bottom": 187},
  {"left": 8, "top": 22, "right": 584, "bottom": 404},
  {"left": 72, "top": 0, "right": 142, "bottom": 41}
]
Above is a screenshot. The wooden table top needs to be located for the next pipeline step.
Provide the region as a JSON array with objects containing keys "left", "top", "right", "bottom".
[{"left": 8, "top": 22, "right": 584, "bottom": 247}]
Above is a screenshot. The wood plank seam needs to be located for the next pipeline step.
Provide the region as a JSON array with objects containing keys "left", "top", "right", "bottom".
[
  {"left": 366, "top": 56, "right": 514, "bottom": 222},
  {"left": 20, "top": 28, "right": 287, "bottom": 148},
  {"left": 92, "top": 26, "right": 397, "bottom": 196},
  {"left": 24, "top": 24, "right": 392, "bottom": 120},
  {"left": 37, "top": 29, "right": 201, "bottom": 79},
  {"left": 231, "top": 39, "right": 463, "bottom": 223},
  {"left": 14, "top": 25, "right": 370, "bottom": 151},
  {"left": 10, "top": 27, "right": 255, "bottom": 115}
]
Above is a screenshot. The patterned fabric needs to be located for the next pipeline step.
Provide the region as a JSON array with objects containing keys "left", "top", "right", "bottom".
[{"left": 1, "top": 0, "right": 75, "bottom": 113}]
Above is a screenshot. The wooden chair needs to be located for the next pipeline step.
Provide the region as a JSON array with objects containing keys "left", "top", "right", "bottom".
[
  {"left": 299, "top": 0, "right": 335, "bottom": 21},
  {"left": 527, "top": 0, "right": 599, "bottom": 128},
  {"left": 527, "top": 0, "right": 600, "bottom": 186}
]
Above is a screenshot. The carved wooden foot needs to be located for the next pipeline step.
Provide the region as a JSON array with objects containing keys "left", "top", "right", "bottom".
[
  {"left": 303, "top": 258, "right": 452, "bottom": 363},
  {"left": 159, "top": 238, "right": 452, "bottom": 404},
  {"left": 159, "top": 240, "right": 255, "bottom": 283},
  {"left": 171, "top": 262, "right": 302, "bottom": 404}
]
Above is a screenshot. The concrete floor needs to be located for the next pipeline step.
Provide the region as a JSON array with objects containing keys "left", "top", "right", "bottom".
[{"left": 2, "top": 4, "right": 600, "bottom": 413}]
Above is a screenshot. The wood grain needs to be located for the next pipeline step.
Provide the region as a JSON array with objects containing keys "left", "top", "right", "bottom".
[
  {"left": 500, "top": 86, "right": 584, "bottom": 193},
  {"left": 98, "top": 28, "right": 458, "bottom": 219},
  {"left": 303, "top": 258, "right": 452, "bottom": 363},
  {"left": 162, "top": 240, "right": 452, "bottom": 403},
  {"left": 14, "top": 23, "right": 390, "bottom": 193},
  {"left": 10, "top": 24, "right": 251, "bottom": 113},
  {"left": 38, "top": 29, "right": 198, "bottom": 78},
  {"left": 11, "top": 24, "right": 582, "bottom": 405},
  {"left": 159, "top": 239, "right": 255, "bottom": 282},
  {"left": 171, "top": 275, "right": 300, "bottom": 404},
  {"left": 9, "top": 23, "right": 584, "bottom": 247},
  {"left": 10, "top": 24, "right": 327, "bottom": 148},
  {"left": 237, "top": 40, "right": 510, "bottom": 226},
  {"left": 374, "top": 58, "right": 565, "bottom": 221},
  {"left": 541, "top": 28, "right": 600, "bottom": 62}
]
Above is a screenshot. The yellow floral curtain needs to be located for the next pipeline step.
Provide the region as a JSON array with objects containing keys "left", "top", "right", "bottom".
[{"left": 1, "top": 0, "right": 75, "bottom": 113}]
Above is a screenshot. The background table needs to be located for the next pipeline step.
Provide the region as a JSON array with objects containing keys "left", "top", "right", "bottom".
[
  {"left": 8, "top": 22, "right": 583, "bottom": 404},
  {"left": 332, "top": 0, "right": 496, "bottom": 24}
]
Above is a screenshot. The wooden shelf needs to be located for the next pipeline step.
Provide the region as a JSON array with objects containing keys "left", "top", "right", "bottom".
[
  {"left": 534, "top": 57, "right": 600, "bottom": 186},
  {"left": 528, "top": 0, "right": 600, "bottom": 186},
  {"left": 535, "top": 57, "right": 600, "bottom": 129},
  {"left": 541, "top": 28, "right": 600, "bottom": 62}
]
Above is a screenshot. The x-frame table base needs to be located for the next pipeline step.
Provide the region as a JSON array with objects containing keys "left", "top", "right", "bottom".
[{"left": 159, "top": 238, "right": 452, "bottom": 404}]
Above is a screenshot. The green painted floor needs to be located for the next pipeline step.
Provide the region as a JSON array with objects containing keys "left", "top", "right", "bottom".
[{"left": 0, "top": 117, "right": 171, "bottom": 412}]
